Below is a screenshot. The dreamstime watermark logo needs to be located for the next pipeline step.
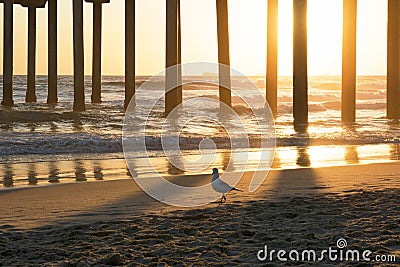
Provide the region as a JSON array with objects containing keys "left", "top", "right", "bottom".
[
  {"left": 122, "top": 62, "right": 276, "bottom": 207},
  {"left": 336, "top": 238, "right": 347, "bottom": 249},
  {"left": 257, "top": 238, "right": 397, "bottom": 263}
]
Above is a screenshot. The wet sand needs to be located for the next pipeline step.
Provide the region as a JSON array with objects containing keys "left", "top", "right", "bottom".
[
  {"left": 2, "top": 143, "right": 400, "bottom": 189},
  {"left": 0, "top": 162, "right": 399, "bottom": 266}
]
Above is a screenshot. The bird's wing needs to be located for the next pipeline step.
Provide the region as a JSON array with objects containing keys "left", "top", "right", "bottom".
[{"left": 212, "top": 178, "right": 233, "bottom": 193}]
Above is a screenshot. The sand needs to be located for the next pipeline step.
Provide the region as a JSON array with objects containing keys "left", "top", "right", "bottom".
[{"left": 0, "top": 162, "right": 399, "bottom": 266}]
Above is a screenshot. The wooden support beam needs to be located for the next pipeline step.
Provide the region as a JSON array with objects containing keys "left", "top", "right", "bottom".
[
  {"left": 47, "top": 0, "right": 58, "bottom": 104},
  {"left": 73, "top": 0, "right": 85, "bottom": 111},
  {"left": 91, "top": 1, "right": 102, "bottom": 103},
  {"left": 15, "top": 0, "right": 47, "bottom": 8},
  {"left": 177, "top": 0, "right": 182, "bottom": 105},
  {"left": 26, "top": 6, "right": 37, "bottom": 102},
  {"left": 387, "top": 0, "right": 400, "bottom": 119},
  {"left": 2, "top": 0, "right": 14, "bottom": 106},
  {"left": 293, "top": 0, "right": 308, "bottom": 126},
  {"left": 342, "top": 0, "right": 357, "bottom": 123},
  {"left": 216, "top": 0, "right": 231, "bottom": 107},
  {"left": 165, "top": 0, "right": 178, "bottom": 116},
  {"left": 125, "top": 0, "right": 135, "bottom": 109},
  {"left": 266, "top": 0, "right": 278, "bottom": 116}
]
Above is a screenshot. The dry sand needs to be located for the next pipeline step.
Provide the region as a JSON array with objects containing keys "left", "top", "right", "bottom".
[{"left": 0, "top": 162, "right": 399, "bottom": 266}]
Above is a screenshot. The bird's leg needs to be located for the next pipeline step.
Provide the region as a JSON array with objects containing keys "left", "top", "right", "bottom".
[{"left": 222, "top": 195, "right": 226, "bottom": 203}]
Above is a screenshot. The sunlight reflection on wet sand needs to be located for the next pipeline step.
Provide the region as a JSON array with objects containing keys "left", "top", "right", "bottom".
[{"left": 1, "top": 143, "right": 399, "bottom": 189}]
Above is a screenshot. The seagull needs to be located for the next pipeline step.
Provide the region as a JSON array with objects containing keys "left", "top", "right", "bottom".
[{"left": 211, "top": 168, "right": 241, "bottom": 203}]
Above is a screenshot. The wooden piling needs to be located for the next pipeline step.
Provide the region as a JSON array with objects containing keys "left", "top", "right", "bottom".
[
  {"left": 266, "top": 0, "right": 278, "bottom": 116},
  {"left": 2, "top": 0, "right": 14, "bottom": 106},
  {"left": 293, "top": 0, "right": 308, "bottom": 125},
  {"left": 26, "top": 6, "right": 37, "bottom": 102},
  {"left": 165, "top": 0, "right": 178, "bottom": 116},
  {"left": 125, "top": 0, "right": 135, "bottom": 109},
  {"left": 73, "top": 0, "right": 85, "bottom": 111},
  {"left": 47, "top": 0, "right": 58, "bottom": 104},
  {"left": 177, "top": 0, "right": 182, "bottom": 105},
  {"left": 342, "top": 0, "right": 357, "bottom": 123},
  {"left": 92, "top": 1, "right": 102, "bottom": 103},
  {"left": 216, "top": 0, "right": 231, "bottom": 107},
  {"left": 387, "top": 0, "right": 400, "bottom": 119}
]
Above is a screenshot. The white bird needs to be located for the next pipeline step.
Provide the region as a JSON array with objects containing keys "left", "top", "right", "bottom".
[{"left": 211, "top": 168, "right": 241, "bottom": 203}]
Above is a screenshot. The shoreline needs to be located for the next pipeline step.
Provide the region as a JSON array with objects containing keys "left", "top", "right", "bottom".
[{"left": 1, "top": 143, "right": 400, "bottom": 190}]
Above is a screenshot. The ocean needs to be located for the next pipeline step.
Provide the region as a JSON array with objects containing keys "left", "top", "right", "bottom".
[{"left": 0, "top": 75, "right": 399, "bottom": 188}]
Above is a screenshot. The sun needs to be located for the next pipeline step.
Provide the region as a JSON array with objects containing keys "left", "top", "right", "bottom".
[
  {"left": 277, "top": 0, "right": 343, "bottom": 76},
  {"left": 307, "top": 0, "right": 343, "bottom": 76},
  {"left": 228, "top": 0, "right": 344, "bottom": 77}
]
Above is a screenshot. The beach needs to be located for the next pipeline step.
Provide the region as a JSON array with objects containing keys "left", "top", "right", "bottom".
[
  {"left": 1, "top": 0, "right": 399, "bottom": 265},
  {"left": 0, "top": 162, "right": 399, "bottom": 266}
]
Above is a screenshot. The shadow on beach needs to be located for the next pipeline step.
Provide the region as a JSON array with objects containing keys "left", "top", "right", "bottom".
[{"left": 0, "top": 183, "right": 398, "bottom": 266}]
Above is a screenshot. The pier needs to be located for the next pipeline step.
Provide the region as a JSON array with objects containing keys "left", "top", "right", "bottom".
[
  {"left": 0, "top": 0, "right": 399, "bottom": 124},
  {"left": 125, "top": 0, "right": 135, "bottom": 109},
  {"left": 165, "top": 0, "right": 179, "bottom": 116},
  {"left": 47, "top": 0, "right": 57, "bottom": 103},
  {"left": 87, "top": 0, "right": 110, "bottom": 103},
  {"left": 292, "top": 0, "right": 308, "bottom": 125},
  {"left": 342, "top": 0, "right": 357, "bottom": 123},
  {"left": 387, "top": 0, "right": 400, "bottom": 119},
  {"left": 266, "top": 0, "right": 278, "bottom": 116}
]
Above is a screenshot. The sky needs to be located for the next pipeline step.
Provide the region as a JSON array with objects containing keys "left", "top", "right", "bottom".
[{"left": 0, "top": 0, "right": 388, "bottom": 76}]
